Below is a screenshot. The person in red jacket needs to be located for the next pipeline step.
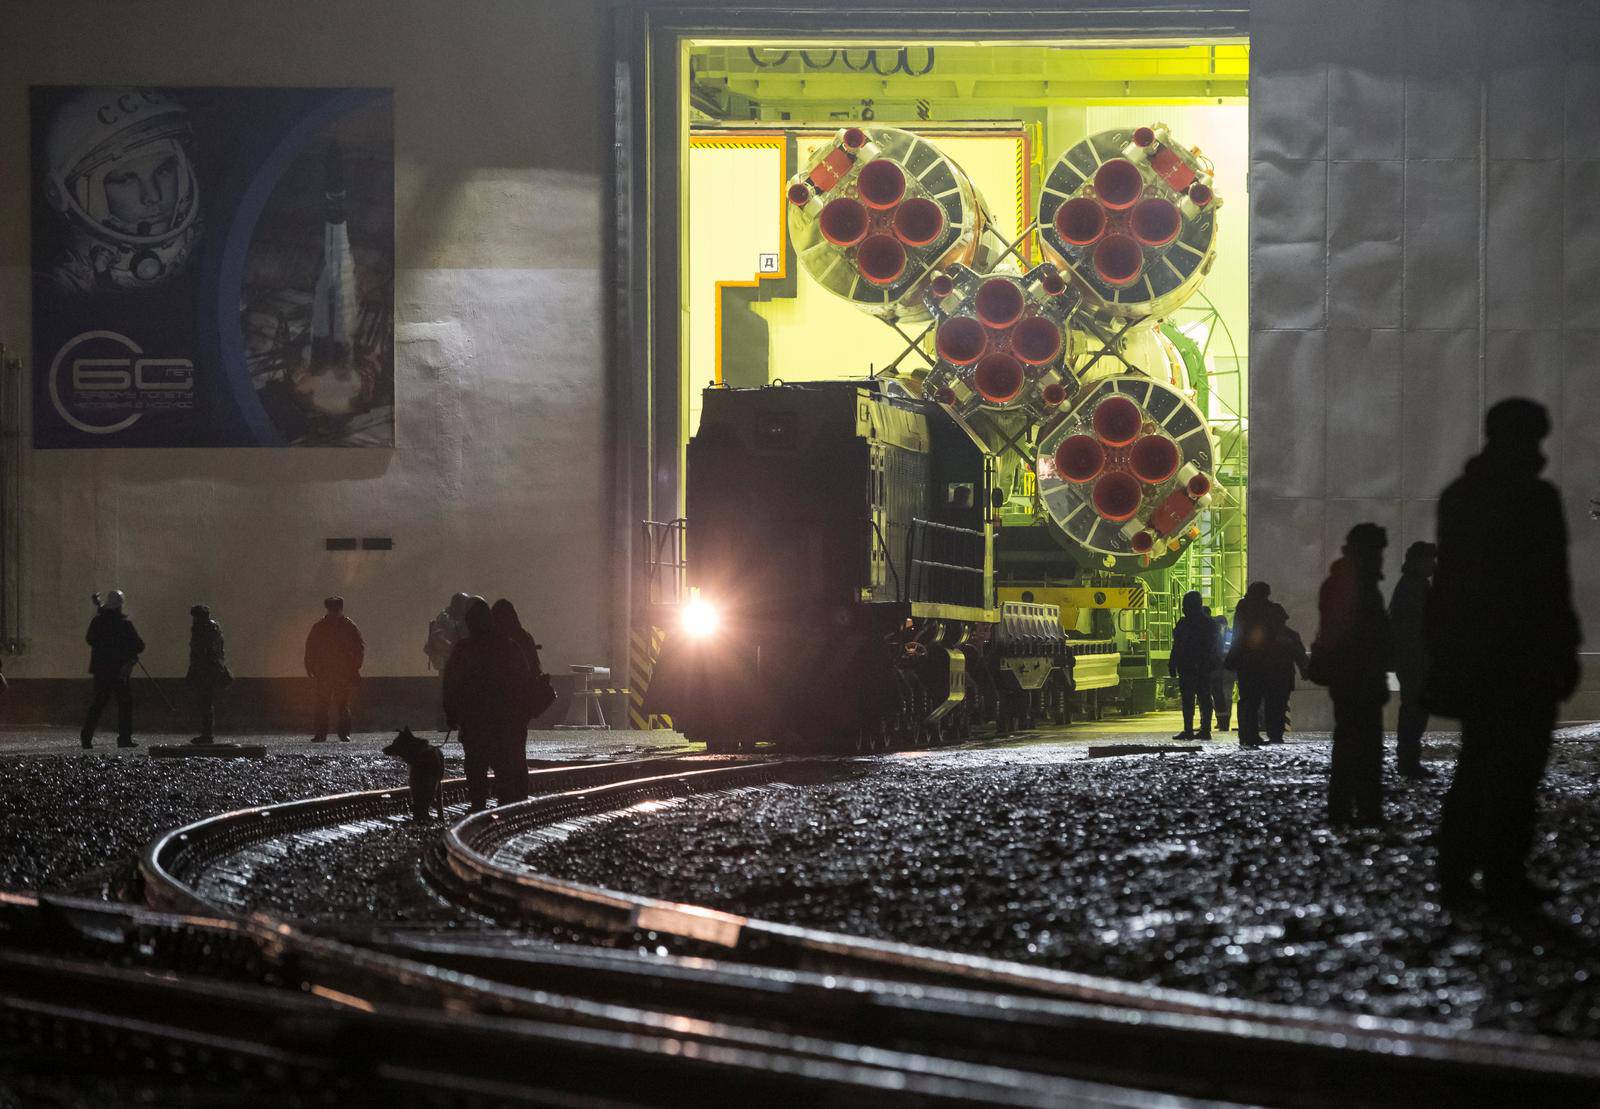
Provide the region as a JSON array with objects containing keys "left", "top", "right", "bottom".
[{"left": 304, "top": 596, "right": 364, "bottom": 742}]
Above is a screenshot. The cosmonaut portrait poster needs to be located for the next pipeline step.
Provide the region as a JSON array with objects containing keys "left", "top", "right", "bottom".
[{"left": 30, "top": 87, "right": 395, "bottom": 448}]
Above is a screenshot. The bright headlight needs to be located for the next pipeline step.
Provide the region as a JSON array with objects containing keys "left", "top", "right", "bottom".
[{"left": 683, "top": 598, "right": 721, "bottom": 638}]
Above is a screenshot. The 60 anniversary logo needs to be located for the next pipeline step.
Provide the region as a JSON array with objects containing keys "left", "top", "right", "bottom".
[{"left": 48, "top": 330, "right": 194, "bottom": 435}]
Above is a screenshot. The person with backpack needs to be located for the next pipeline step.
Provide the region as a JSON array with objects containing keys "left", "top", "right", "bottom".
[{"left": 444, "top": 599, "right": 532, "bottom": 809}]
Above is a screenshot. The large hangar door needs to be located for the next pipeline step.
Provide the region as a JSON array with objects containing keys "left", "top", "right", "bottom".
[{"left": 615, "top": 5, "right": 1251, "bottom": 729}]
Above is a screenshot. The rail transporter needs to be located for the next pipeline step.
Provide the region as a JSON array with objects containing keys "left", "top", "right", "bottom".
[{"left": 647, "top": 122, "right": 1226, "bottom": 752}]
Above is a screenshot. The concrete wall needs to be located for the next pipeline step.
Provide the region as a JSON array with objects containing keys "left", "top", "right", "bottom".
[
  {"left": 1250, "top": 0, "right": 1600, "bottom": 725},
  {"left": 0, "top": 0, "right": 613, "bottom": 725}
]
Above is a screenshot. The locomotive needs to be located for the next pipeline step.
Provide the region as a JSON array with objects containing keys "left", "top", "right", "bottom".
[{"left": 646, "top": 121, "right": 1227, "bottom": 751}]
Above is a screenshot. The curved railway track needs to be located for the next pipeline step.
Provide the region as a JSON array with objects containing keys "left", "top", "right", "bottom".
[
  {"left": 56, "top": 746, "right": 1600, "bottom": 1105},
  {"left": 439, "top": 757, "right": 1600, "bottom": 1106}
]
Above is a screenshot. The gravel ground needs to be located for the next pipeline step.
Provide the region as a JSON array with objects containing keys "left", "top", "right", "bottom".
[
  {"left": 525, "top": 736, "right": 1600, "bottom": 1038},
  {"left": 0, "top": 728, "right": 686, "bottom": 894}
]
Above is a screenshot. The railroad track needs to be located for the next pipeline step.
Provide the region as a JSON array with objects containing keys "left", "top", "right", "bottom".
[
  {"left": 139, "top": 752, "right": 752, "bottom": 916},
  {"left": 0, "top": 890, "right": 1164, "bottom": 1107},
  {"left": 439, "top": 757, "right": 1600, "bottom": 1106}
]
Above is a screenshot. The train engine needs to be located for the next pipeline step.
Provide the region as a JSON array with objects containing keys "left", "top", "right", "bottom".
[{"left": 646, "top": 380, "right": 997, "bottom": 752}]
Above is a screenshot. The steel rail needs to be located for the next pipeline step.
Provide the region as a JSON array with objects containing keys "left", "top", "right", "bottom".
[
  {"left": 0, "top": 891, "right": 1160, "bottom": 1108},
  {"left": 138, "top": 752, "right": 744, "bottom": 915},
  {"left": 440, "top": 761, "right": 1600, "bottom": 1106}
]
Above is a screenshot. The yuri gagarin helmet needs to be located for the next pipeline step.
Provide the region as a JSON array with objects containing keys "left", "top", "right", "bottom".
[{"left": 42, "top": 88, "right": 201, "bottom": 289}]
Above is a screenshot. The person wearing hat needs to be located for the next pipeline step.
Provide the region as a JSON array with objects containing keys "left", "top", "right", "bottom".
[
  {"left": 81, "top": 589, "right": 145, "bottom": 749},
  {"left": 1310, "top": 523, "right": 1393, "bottom": 826},
  {"left": 1388, "top": 541, "right": 1438, "bottom": 779},
  {"left": 304, "top": 596, "right": 364, "bottom": 742},
  {"left": 185, "top": 604, "right": 231, "bottom": 744},
  {"left": 1429, "top": 398, "right": 1580, "bottom": 908}
]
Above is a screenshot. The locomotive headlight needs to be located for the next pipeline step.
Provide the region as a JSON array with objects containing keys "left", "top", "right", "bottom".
[{"left": 683, "top": 598, "right": 721, "bottom": 639}]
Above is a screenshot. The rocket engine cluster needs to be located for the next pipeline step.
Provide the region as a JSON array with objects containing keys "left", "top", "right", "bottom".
[{"left": 785, "top": 122, "right": 1224, "bottom": 572}]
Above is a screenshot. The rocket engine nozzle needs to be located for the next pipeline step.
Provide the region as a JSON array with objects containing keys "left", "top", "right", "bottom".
[
  {"left": 1131, "top": 197, "right": 1181, "bottom": 248},
  {"left": 935, "top": 316, "right": 987, "bottom": 365},
  {"left": 856, "top": 159, "right": 907, "bottom": 209},
  {"left": 856, "top": 234, "right": 907, "bottom": 285},
  {"left": 1091, "top": 394, "right": 1143, "bottom": 447},
  {"left": 1011, "top": 315, "right": 1063, "bottom": 365},
  {"left": 1054, "top": 434, "right": 1106, "bottom": 483},
  {"left": 819, "top": 197, "right": 869, "bottom": 246},
  {"left": 974, "top": 278, "right": 1024, "bottom": 329},
  {"left": 1129, "top": 434, "right": 1181, "bottom": 483},
  {"left": 1055, "top": 197, "right": 1107, "bottom": 246},
  {"left": 893, "top": 198, "right": 945, "bottom": 246},
  {"left": 973, "top": 352, "right": 1025, "bottom": 404},
  {"left": 1091, "top": 471, "right": 1143, "bottom": 522},
  {"left": 1093, "top": 234, "right": 1144, "bottom": 287},
  {"left": 1093, "top": 159, "right": 1144, "bottom": 210}
]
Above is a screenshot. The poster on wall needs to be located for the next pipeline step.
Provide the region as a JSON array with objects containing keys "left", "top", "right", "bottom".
[{"left": 30, "top": 86, "right": 395, "bottom": 448}]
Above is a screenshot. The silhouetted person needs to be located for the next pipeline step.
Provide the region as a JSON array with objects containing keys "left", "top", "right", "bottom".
[
  {"left": 1388, "top": 541, "right": 1437, "bottom": 779},
  {"left": 490, "top": 598, "right": 545, "bottom": 803},
  {"left": 1429, "top": 399, "right": 1580, "bottom": 907},
  {"left": 81, "top": 590, "right": 145, "bottom": 749},
  {"left": 425, "top": 591, "right": 471, "bottom": 673},
  {"left": 1312, "top": 524, "right": 1392, "bottom": 826},
  {"left": 1168, "top": 590, "right": 1220, "bottom": 740},
  {"left": 1210, "top": 615, "right": 1236, "bottom": 732},
  {"left": 186, "top": 605, "right": 231, "bottom": 744},
  {"left": 443, "top": 599, "right": 532, "bottom": 810},
  {"left": 1227, "top": 581, "right": 1287, "bottom": 750},
  {"left": 1259, "top": 607, "right": 1309, "bottom": 746},
  {"left": 305, "top": 596, "right": 364, "bottom": 742}
]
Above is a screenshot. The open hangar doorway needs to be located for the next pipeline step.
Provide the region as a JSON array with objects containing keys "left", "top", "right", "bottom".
[{"left": 612, "top": 3, "right": 1249, "bottom": 727}]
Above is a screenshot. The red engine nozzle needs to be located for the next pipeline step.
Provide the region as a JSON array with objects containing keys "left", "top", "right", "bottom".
[
  {"left": 974, "top": 279, "right": 1024, "bottom": 329},
  {"left": 1041, "top": 382, "right": 1068, "bottom": 408},
  {"left": 1131, "top": 197, "right": 1181, "bottom": 248},
  {"left": 1093, "top": 234, "right": 1144, "bottom": 287},
  {"left": 1187, "top": 472, "right": 1212, "bottom": 497},
  {"left": 1189, "top": 182, "right": 1213, "bottom": 207},
  {"left": 818, "top": 197, "right": 869, "bottom": 246},
  {"left": 1039, "top": 269, "right": 1068, "bottom": 297},
  {"left": 1130, "top": 531, "right": 1155, "bottom": 554},
  {"left": 973, "top": 352, "right": 1025, "bottom": 404},
  {"left": 1010, "top": 316, "right": 1063, "bottom": 365},
  {"left": 1054, "top": 435, "right": 1105, "bottom": 483},
  {"left": 787, "top": 182, "right": 812, "bottom": 206},
  {"left": 935, "top": 316, "right": 987, "bottom": 366},
  {"left": 1093, "top": 158, "right": 1144, "bottom": 211},
  {"left": 893, "top": 197, "right": 945, "bottom": 246},
  {"left": 842, "top": 127, "right": 868, "bottom": 151},
  {"left": 856, "top": 159, "right": 907, "bottom": 209},
  {"left": 1092, "top": 394, "right": 1143, "bottom": 447},
  {"left": 856, "top": 234, "right": 907, "bottom": 285},
  {"left": 1055, "top": 196, "right": 1107, "bottom": 246},
  {"left": 928, "top": 272, "right": 955, "bottom": 298},
  {"left": 935, "top": 386, "right": 957, "bottom": 406},
  {"left": 1129, "top": 434, "right": 1181, "bottom": 483},
  {"left": 1092, "top": 471, "right": 1144, "bottom": 522},
  {"left": 1132, "top": 126, "right": 1156, "bottom": 148}
]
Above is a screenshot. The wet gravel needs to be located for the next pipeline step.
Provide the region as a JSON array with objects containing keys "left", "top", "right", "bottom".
[
  {"left": 0, "top": 750, "right": 411, "bottom": 893},
  {"left": 525, "top": 739, "right": 1600, "bottom": 1038},
  {"left": 214, "top": 812, "right": 482, "bottom": 929}
]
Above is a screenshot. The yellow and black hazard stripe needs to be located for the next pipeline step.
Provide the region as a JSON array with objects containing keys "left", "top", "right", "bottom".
[
  {"left": 628, "top": 624, "right": 672, "bottom": 730},
  {"left": 1128, "top": 583, "right": 1147, "bottom": 609}
]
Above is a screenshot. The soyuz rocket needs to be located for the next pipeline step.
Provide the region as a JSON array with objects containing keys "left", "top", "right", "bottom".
[{"left": 785, "top": 122, "right": 1226, "bottom": 575}]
